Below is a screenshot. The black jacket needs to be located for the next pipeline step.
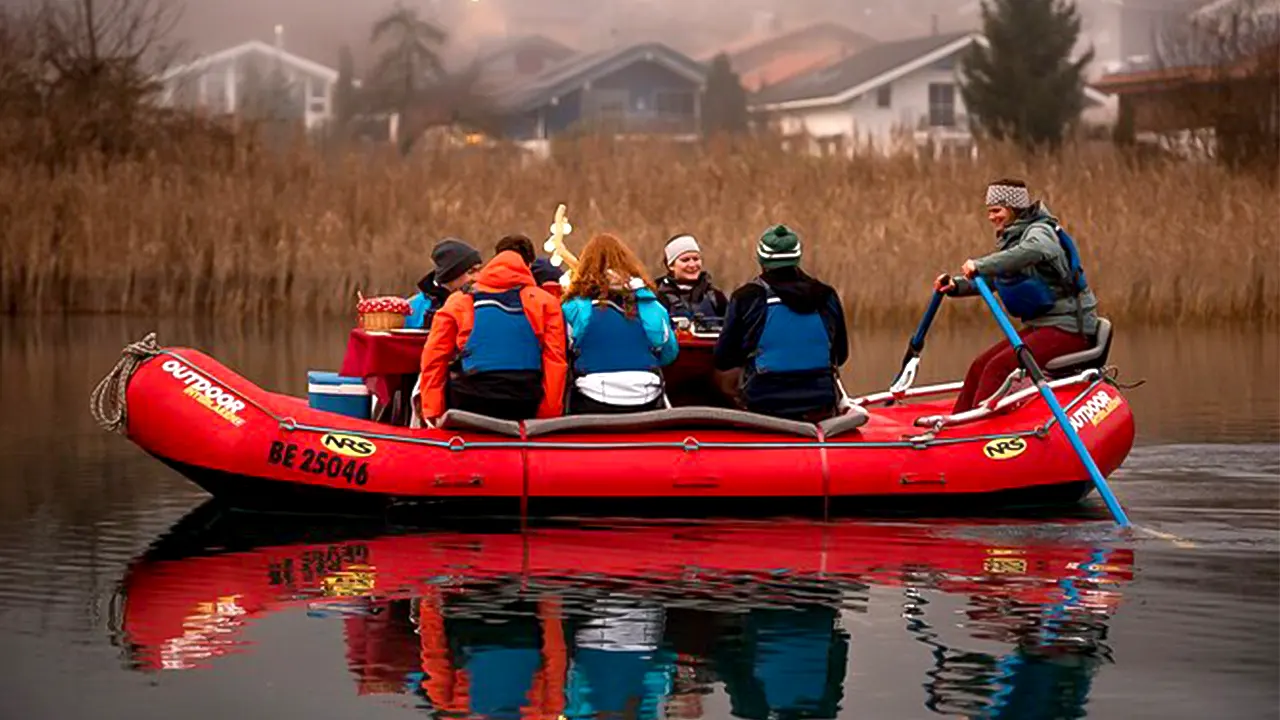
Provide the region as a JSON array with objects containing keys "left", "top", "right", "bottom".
[{"left": 655, "top": 272, "right": 729, "bottom": 320}]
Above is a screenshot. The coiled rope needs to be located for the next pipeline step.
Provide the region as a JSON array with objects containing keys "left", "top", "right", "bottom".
[{"left": 90, "top": 332, "right": 161, "bottom": 434}]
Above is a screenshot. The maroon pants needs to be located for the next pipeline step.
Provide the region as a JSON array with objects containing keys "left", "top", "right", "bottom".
[{"left": 952, "top": 326, "right": 1092, "bottom": 413}]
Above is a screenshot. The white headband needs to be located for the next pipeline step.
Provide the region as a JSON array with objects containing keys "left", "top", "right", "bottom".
[
  {"left": 664, "top": 234, "right": 700, "bottom": 266},
  {"left": 985, "top": 184, "right": 1031, "bottom": 209}
]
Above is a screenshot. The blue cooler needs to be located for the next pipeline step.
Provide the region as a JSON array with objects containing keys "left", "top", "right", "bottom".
[{"left": 307, "top": 371, "right": 372, "bottom": 420}]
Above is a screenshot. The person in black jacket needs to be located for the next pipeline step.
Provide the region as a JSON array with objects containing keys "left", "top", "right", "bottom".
[
  {"left": 713, "top": 225, "right": 849, "bottom": 421},
  {"left": 655, "top": 233, "right": 729, "bottom": 326}
]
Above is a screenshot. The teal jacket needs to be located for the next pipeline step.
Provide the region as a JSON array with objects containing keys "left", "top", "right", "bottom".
[
  {"left": 561, "top": 287, "right": 680, "bottom": 368},
  {"left": 951, "top": 203, "right": 1099, "bottom": 335}
]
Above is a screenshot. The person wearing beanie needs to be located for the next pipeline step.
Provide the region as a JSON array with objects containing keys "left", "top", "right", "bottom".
[
  {"left": 406, "top": 237, "right": 483, "bottom": 329},
  {"left": 655, "top": 233, "right": 728, "bottom": 325},
  {"left": 934, "top": 178, "right": 1100, "bottom": 413},
  {"left": 712, "top": 224, "right": 849, "bottom": 422},
  {"left": 418, "top": 243, "right": 567, "bottom": 424}
]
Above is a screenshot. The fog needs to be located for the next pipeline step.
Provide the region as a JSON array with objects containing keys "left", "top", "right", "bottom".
[
  {"left": 2, "top": 0, "right": 1202, "bottom": 76},
  {"left": 160, "top": 0, "right": 1024, "bottom": 68}
]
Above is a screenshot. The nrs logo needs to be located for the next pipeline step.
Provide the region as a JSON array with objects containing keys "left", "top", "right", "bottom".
[
  {"left": 321, "top": 433, "right": 377, "bottom": 458},
  {"left": 162, "top": 359, "right": 247, "bottom": 427},
  {"left": 1069, "top": 390, "right": 1121, "bottom": 431},
  {"left": 983, "top": 436, "right": 1028, "bottom": 461}
]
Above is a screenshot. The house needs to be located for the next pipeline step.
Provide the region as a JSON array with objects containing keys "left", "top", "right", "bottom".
[
  {"left": 155, "top": 36, "right": 338, "bottom": 131},
  {"left": 751, "top": 31, "right": 1114, "bottom": 156},
  {"left": 1091, "top": 6, "right": 1278, "bottom": 149},
  {"left": 470, "top": 34, "right": 577, "bottom": 95},
  {"left": 706, "top": 21, "right": 877, "bottom": 92},
  {"left": 492, "top": 43, "right": 708, "bottom": 143}
]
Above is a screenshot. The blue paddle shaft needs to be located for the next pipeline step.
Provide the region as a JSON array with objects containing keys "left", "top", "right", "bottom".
[
  {"left": 910, "top": 290, "right": 945, "bottom": 352},
  {"left": 971, "top": 277, "right": 1130, "bottom": 527}
]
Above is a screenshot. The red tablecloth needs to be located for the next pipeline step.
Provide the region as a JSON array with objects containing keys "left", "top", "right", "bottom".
[
  {"left": 338, "top": 328, "right": 724, "bottom": 411},
  {"left": 339, "top": 329, "right": 430, "bottom": 410}
]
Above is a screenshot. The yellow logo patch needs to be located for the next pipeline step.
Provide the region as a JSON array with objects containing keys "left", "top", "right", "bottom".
[
  {"left": 983, "top": 436, "right": 1028, "bottom": 461},
  {"left": 320, "top": 433, "right": 377, "bottom": 458}
]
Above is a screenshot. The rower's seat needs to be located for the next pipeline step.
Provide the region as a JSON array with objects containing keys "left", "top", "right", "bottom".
[{"left": 1044, "top": 317, "right": 1113, "bottom": 378}]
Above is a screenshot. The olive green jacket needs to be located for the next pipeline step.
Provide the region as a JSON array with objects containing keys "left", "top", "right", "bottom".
[{"left": 950, "top": 203, "right": 1099, "bottom": 335}]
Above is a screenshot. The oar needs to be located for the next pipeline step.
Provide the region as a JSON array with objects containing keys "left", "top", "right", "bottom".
[
  {"left": 971, "top": 276, "right": 1130, "bottom": 527},
  {"left": 889, "top": 289, "right": 945, "bottom": 395}
]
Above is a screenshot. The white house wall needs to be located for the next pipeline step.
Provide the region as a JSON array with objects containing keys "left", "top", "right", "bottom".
[
  {"left": 776, "top": 64, "right": 969, "bottom": 153},
  {"left": 159, "top": 50, "right": 334, "bottom": 130}
]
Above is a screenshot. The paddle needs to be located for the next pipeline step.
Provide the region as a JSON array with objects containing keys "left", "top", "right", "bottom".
[
  {"left": 890, "top": 289, "right": 945, "bottom": 395},
  {"left": 971, "top": 276, "right": 1130, "bottom": 527}
]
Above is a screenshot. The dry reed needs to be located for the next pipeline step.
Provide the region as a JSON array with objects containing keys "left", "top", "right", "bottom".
[{"left": 2, "top": 135, "right": 1276, "bottom": 326}]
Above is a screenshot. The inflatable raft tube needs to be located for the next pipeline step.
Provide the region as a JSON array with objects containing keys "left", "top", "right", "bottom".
[{"left": 94, "top": 339, "right": 1135, "bottom": 517}]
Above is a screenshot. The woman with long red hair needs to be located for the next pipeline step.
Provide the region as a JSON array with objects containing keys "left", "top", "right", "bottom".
[{"left": 561, "top": 233, "right": 679, "bottom": 414}]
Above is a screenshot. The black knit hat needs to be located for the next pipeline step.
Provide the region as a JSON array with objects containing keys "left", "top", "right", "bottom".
[{"left": 432, "top": 238, "right": 482, "bottom": 285}]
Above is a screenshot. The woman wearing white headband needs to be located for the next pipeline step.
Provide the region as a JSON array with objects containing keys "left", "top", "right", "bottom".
[
  {"left": 934, "top": 178, "right": 1101, "bottom": 413},
  {"left": 655, "top": 233, "right": 728, "bottom": 325}
]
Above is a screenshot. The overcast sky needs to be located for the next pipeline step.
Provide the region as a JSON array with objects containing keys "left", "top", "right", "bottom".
[{"left": 2, "top": 0, "right": 1200, "bottom": 73}]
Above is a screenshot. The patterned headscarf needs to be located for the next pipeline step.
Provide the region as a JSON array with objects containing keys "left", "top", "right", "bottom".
[{"left": 985, "top": 183, "right": 1032, "bottom": 209}]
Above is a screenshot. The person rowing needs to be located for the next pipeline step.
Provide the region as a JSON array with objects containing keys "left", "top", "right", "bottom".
[{"left": 935, "top": 178, "right": 1101, "bottom": 413}]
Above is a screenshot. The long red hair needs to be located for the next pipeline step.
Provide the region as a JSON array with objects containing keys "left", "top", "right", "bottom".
[{"left": 565, "top": 233, "right": 655, "bottom": 306}]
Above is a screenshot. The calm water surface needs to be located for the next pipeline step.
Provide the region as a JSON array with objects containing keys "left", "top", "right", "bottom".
[{"left": 0, "top": 318, "right": 1276, "bottom": 720}]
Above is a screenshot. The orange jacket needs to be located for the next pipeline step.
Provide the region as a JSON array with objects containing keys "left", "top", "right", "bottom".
[{"left": 419, "top": 251, "right": 568, "bottom": 420}]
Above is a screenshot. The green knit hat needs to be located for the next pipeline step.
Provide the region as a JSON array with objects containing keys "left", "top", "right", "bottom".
[{"left": 756, "top": 224, "right": 802, "bottom": 269}]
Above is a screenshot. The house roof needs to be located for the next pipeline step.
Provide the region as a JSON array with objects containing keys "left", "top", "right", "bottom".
[
  {"left": 752, "top": 31, "right": 978, "bottom": 110},
  {"left": 707, "top": 21, "right": 876, "bottom": 71},
  {"left": 492, "top": 42, "right": 708, "bottom": 114},
  {"left": 158, "top": 40, "right": 338, "bottom": 83},
  {"left": 751, "top": 31, "right": 1112, "bottom": 110},
  {"left": 742, "top": 47, "right": 853, "bottom": 91},
  {"left": 1092, "top": 46, "right": 1278, "bottom": 93}
]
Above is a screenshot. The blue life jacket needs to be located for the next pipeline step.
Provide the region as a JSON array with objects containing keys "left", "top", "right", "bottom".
[
  {"left": 573, "top": 296, "right": 660, "bottom": 376},
  {"left": 462, "top": 645, "right": 541, "bottom": 720},
  {"left": 459, "top": 288, "right": 542, "bottom": 375},
  {"left": 747, "top": 279, "right": 832, "bottom": 376},
  {"left": 566, "top": 647, "right": 674, "bottom": 719},
  {"left": 994, "top": 223, "right": 1090, "bottom": 322},
  {"left": 748, "top": 608, "right": 839, "bottom": 714}
]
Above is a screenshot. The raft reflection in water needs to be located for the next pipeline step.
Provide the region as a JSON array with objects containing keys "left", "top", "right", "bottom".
[{"left": 115, "top": 504, "right": 1134, "bottom": 719}]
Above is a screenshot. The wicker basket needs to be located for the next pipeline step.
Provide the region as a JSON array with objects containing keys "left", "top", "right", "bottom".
[
  {"left": 355, "top": 292, "right": 410, "bottom": 330},
  {"left": 358, "top": 312, "right": 405, "bottom": 330}
]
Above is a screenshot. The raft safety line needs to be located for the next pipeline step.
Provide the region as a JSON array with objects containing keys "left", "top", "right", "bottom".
[{"left": 130, "top": 345, "right": 1109, "bottom": 453}]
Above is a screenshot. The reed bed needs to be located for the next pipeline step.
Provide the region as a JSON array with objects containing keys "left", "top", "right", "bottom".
[{"left": 2, "top": 135, "right": 1275, "bottom": 326}]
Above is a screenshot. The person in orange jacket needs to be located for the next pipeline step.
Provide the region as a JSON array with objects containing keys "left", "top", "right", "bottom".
[{"left": 419, "top": 240, "right": 568, "bottom": 424}]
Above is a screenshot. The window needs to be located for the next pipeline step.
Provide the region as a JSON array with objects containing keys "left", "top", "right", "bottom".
[
  {"left": 928, "top": 83, "right": 956, "bottom": 127},
  {"left": 876, "top": 84, "right": 891, "bottom": 108},
  {"left": 586, "top": 88, "right": 628, "bottom": 120},
  {"left": 656, "top": 90, "right": 694, "bottom": 116}
]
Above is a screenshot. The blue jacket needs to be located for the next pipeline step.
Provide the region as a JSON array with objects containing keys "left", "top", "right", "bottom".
[
  {"left": 562, "top": 287, "right": 679, "bottom": 369},
  {"left": 405, "top": 270, "right": 452, "bottom": 329}
]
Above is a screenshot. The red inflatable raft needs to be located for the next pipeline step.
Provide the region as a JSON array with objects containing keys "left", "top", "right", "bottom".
[{"left": 92, "top": 332, "right": 1135, "bottom": 516}]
